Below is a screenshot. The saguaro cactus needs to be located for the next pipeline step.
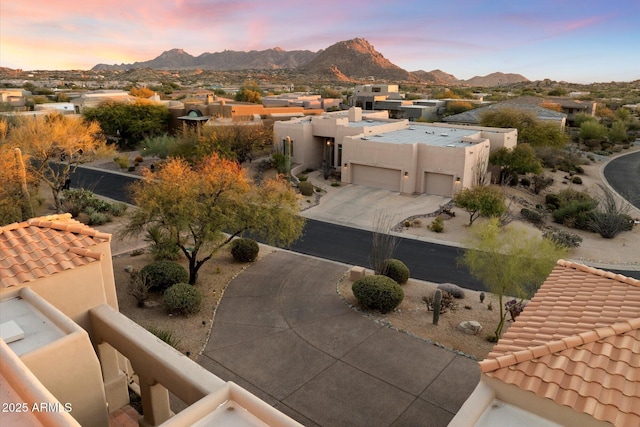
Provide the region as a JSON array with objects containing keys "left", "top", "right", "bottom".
[{"left": 433, "top": 289, "right": 442, "bottom": 325}]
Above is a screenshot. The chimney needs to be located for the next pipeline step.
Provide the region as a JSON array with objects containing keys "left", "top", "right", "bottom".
[
  {"left": 348, "top": 107, "right": 362, "bottom": 122},
  {"left": 207, "top": 94, "right": 214, "bottom": 104}
]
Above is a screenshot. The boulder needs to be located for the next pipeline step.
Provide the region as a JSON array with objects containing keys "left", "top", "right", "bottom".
[{"left": 458, "top": 320, "right": 482, "bottom": 335}]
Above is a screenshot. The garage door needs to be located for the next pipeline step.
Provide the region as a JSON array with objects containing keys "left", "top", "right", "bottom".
[
  {"left": 352, "top": 165, "right": 401, "bottom": 192},
  {"left": 424, "top": 173, "right": 454, "bottom": 197}
]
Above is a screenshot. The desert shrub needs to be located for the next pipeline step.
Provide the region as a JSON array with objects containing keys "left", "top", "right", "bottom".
[
  {"left": 134, "top": 155, "right": 144, "bottom": 163},
  {"left": 87, "top": 209, "right": 110, "bottom": 226},
  {"left": 381, "top": 259, "right": 410, "bottom": 285},
  {"left": 146, "top": 326, "right": 181, "bottom": 349},
  {"left": 552, "top": 200, "right": 596, "bottom": 229},
  {"left": 520, "top": 177, "right": 531, "bottom": 187},
  {"left": 60, "top": 188, "right": 96, "bottom": 217},
  {"left": 352, "top": 275, "right": 404, "bottom": 313},
  {"left": 545, "top": 193, "right": 561, "bottom": 209},
  {"left": 230, "top": 238, "right": 259, "bottom": 262},
  {"left": 109, "top": 202, "right": 128, "bottom": 217},
  {"left": 297, "top": 174, "right": 308, "bottom": 182},
  {"left": 164, "top": 283, "right": 201, "bottom": 315},
  {"left": 571, "top": 176, "right": 582, "bottom": 184},
  {"left": 437, "top": 283, "right": 466, "bottom": 299},
  {"left": 298, "top": 181, "right": 314, "bottom": 196},
  {"left": 520, "top": 208, "right": 544, "bottom": 225},
  {"left": 114, "top": 155, "right": 129, "bottom": 169},
  {"left": 543, "top": 229, "right": 583, "bottom": 248},
  {"left": 587, "top": 154, "right": 595, "bottom": 161},
  {"left": 140, "top": 261, "right": 188, "bottom": 292},
  {"left": 128, "top": 269, "right": 152, "bottom": 307},
  {"left": 331, "top": 182, "right": 341, "bottom": 187},
  {"left": 622, "top": 144, "right": 630, "bottom": 149},
  {"left": 429, "top": 216, "right": 444, "bottom": 233},
  {"left": 145, "top": 225, "right": 180, "bottom": 261},
  {"left": 574, "top": 165, "right": 585, "bottom": 174},
  {"left": 423, "top": 290, "right": 456, "bottom": 313},
  {"left": 531, "top": 175, "right": 554, "bottom": 194},
  {"left": 594, "top": 150, "right": 610, "bottom": 156},
  {"left": 588, "top": 212, "right": 633, "bottom": 239}
]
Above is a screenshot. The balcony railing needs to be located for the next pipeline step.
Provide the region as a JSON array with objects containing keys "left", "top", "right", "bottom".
[{"left": 89, "top": 304, "right": 301, "bottom": 426}]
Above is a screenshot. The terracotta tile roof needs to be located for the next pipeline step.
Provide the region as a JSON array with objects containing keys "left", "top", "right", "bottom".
[
  {"left": 0, "top": 214, "right": 110, "bottom": 288},
  {"left": 479, "top": 260, "right": 640, "bottom": 426}
]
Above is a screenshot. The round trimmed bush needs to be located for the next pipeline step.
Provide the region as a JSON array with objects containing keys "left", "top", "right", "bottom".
[
  {"left": 298, "top": 181, "right": 314, "bottom": 196},
  {"left": 140, "top": 261, "right": 189, "bottom": 292},
  {"left": 164, "top": 283, "right": 201, "bottom": 315},
  {"left": 381, "top": 259, "right": 410, "bottom": 285},
  {"left": 352, "top": 275, "right": 404, "bottom": 313},
  {"left": 230, "top": 238, "right": 259, "bottom": 262}
]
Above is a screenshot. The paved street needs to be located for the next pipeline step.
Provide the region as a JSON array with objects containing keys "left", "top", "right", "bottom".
[{"left": 603, "top": 150, "right": 640, "bottom": 210}]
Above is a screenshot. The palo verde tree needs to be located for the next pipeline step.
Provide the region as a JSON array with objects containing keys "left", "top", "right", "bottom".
[
  {"left": 480, "top": 108, "right": 567, "bottom": 147},
  {"left": 83, "top": 99, "right": 170, "bottom": 150},
  {"left": 123, "top": 153, "right": 304, "bottom": 284},
  {"left": 454, "top": 186, "right": 507, "bottom": 225},
  {"left": 489, "top": 143, "right": 543, "bottom": 181},
  {"left": 4, "top": 113, "right": 113, "bottom": 213},
  {"left": 194, "top": 122, "right": 273, "bottom": 164},
  {"left": 459, "top": 219, "right": 567, "bottom": 341}
]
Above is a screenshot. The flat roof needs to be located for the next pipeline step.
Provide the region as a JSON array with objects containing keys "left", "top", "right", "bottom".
[
  {"left": 0, "top": 297, "right": 65, "bottom": 356},
  {"left": 348, "top": 120, "right": 390, "bottom": 128},
  {"left": 362, "top": 125, "right": 481, "bottom": 147}
]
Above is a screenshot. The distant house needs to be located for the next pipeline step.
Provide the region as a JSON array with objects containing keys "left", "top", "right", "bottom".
[
  {"left": 443, "top": 97, "right": 568, "bottom": 130},
  {"left": 451, "top": 260, "right": 640, "bottom": 427},
  {"left": 274, "top": 107, "right": 517, "bottom": 197},
  {"left": 0, "top": 88, "right": 27, "bottom": 110}
]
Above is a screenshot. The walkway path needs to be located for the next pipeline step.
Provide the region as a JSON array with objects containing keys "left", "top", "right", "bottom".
[{"left": 199, "top": 251, "right": 479, "bottom": 426}]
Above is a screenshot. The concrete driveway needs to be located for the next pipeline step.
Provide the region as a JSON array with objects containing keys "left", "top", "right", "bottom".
[
  {"left": 301, "top": 182, "right": 451, "bottom": 231},
  {"left": 199, "top": 251, "right": 480, "bottom": 426}
]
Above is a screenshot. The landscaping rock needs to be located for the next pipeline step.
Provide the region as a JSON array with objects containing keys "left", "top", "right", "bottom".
[
  {"left": 143, "top": 300, "right": 161, "bottom": 309},
  {"left": 458, "top": 320, "right": 482, "bottom": 335},
  {"left": 124, "top": 265, "right": 134, "bottom": 273},
  {"left": 438, "top": 283, "right": 465, "bottom": 299}
]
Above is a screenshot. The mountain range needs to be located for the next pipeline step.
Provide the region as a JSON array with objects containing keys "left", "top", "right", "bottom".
[{"left": 92, "top": 38, "right": 529, "bottom": 87}]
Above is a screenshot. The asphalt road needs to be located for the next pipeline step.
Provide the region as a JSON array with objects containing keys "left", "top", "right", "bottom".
[
  {"left": 73, "top": 166, "right": 640, "bottom": 287},
  {"left": 603, "top": 150, "right": 640, "bottom": 210}
]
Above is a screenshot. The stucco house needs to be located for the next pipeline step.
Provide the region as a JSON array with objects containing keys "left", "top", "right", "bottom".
[
  {"left": 0, "top": 214, "right": 301, "bottom": 426},
  {"left": 274, "top": 107, "right": 517, "bottom": 197},
  {"left": 450, "top": 260, "right": 640, "bottom": 427}
]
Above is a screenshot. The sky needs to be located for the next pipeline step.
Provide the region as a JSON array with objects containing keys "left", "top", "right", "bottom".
[{"left": 1, "top": 0, "right": 639, "bottom": 84}]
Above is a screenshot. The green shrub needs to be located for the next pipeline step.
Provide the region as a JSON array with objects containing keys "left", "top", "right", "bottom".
[
  {"left": 552, "top": 200, "right": 597, "bottom": 229},
  {"left": 145, "top": 226, "right": 180, "bottom": 261},
  {"left": 429, "top": 216, "right": 444, "bottom": 233},
  {"left": 140, "top": 261, "right": 189, "bottom": 291},
  {"left": 543, "top": 229, "right": 583, "bottom": 248},
  {"left": 146, "top": 326, "right": 181, "bottom": 348},
  {"left": 381, "top": 259, "right": 410, "bottom": 285},
  {"left": 545, "top": 194, "right": 561, "bottom": 209},
  {"left": 331, "top": 182, "right": 341, "bottom": 187},
  {"left": 520, "top": 177, "right": 531, "bottom": 187},
  {"left": 114, "top": 155, "right": 129, "bottom": 169},
  {"left": 87, "top": 209, "right": 110, "bottom": 225},
  {"left": 520, "top": 208, "right": 543, "bottom": 224},
  {"left": 230, "top": 238, "right": 259, "bottom": 262},
  {"left": 297, "top": 174, "right": 308, "bottom": 182},
  {"left": 298, "top": 181, "right": 314, "bottom": 196},
  {"left": 164, "top": 283, "right": 201, "bottom": 315},
  {"left": 352, "top": 275, "right": 404, "bottom": 313},
  {"left": 588, "top": 212, "right": 633, "bottom": 238},
  {"left": 109, "top": 202, "right": 128, "bottom": 217},
  {"left": 594, "top": 150, "right": 610, "bottom": 156},
  {"left": 571, "top": 176, "right": 582, "bottom": 185}
]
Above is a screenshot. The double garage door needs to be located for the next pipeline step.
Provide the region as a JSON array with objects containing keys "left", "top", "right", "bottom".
[
  {"left": 351, "top": 165, "right": 401, "bottom": 192},
  {"left": 424, "top": 172, "right": 454, "bottom": 197}
]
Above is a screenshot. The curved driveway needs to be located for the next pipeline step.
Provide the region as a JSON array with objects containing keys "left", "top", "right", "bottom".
[
  {"left": 603, "top": 150, "right": 640, "bottom": 210},
  {"left": 198, "top": 251, "right": 479, "bottom": 427}
]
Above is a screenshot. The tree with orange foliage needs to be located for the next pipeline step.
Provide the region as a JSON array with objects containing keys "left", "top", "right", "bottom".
[
  {"left": 129, "top": 87, "right": 155, "bottom": 98},
  {"left": 3, "top": 113, "right": 113, "bottom": 213},
  {"left": 123, "top": 153, "right": 304, "bottom": 284}
]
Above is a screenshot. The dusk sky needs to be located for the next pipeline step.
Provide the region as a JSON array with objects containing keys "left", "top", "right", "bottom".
[{"left": 1, "top": 0, "right": 639, "bottom": 84}]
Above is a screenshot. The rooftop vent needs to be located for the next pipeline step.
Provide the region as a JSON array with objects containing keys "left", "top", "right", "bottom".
[
  {"left": 440, "top": 133, "right": 449, "bottom": 137},
  {"left": 361, "top": 137, "right": 369, "bottom": 140},
  {"left": 408, "top": 127, "right": 415, "bottom": 130}
]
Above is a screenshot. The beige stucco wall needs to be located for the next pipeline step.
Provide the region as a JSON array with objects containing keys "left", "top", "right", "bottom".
[{"left": 1, "top": 288, "right": 109, "bottom": 427}]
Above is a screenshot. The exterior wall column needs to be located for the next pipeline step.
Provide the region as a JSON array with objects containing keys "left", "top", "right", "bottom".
[
  {"left": 96, "top": 342, "right": 130, "bottom": 413},
  {"left": 139, "top": 379, "right": 171, "bottom": 426}
]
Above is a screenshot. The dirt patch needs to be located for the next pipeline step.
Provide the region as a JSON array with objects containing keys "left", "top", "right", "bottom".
[
  {"left": 337, "top": 275, "right": 511, "bottom": 360},
  {"left": 112, "top": 246, "right": 275, "bottom": 360}
]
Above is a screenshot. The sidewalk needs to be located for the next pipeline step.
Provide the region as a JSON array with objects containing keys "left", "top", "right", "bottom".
[{"left": 200, "top": 250, "right": 480, "bottom": 426}]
